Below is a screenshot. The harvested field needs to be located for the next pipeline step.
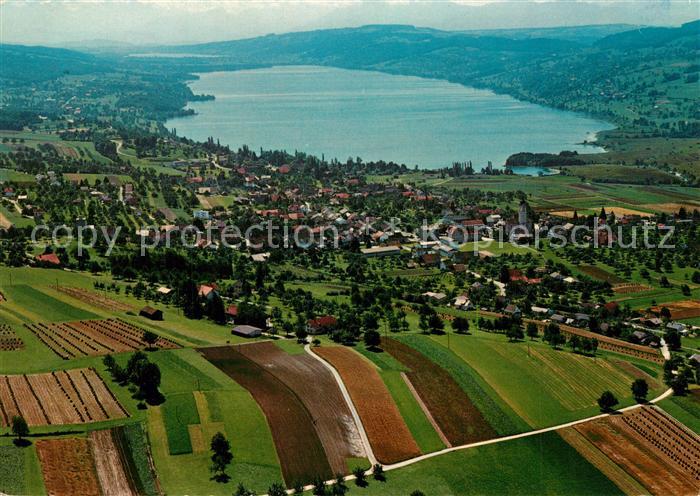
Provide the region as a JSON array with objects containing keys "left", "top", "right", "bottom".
[
  {"left": 36, "top": 438, "right": 101, "bottom": 496},
  {"left": 57, "top": 286, "right": 133, "bottom": 312},
  {"left": 313, "top": 346, "right": 420, "bottom": 464},
  {"left": 90, "top": 430, "right": 138, "bottom": 496},
  {"left": 558, "top": 427, "right": 648, "bottom": 496},
  {"left": 613, "top": 283, "right": 653, "bottom": 294},
  {"left": 25, "top": 318, "right": 178, "bottom": 359},
  {"left": 575, "top": 407, "right": 700, "bottom": 496},
  {"left": 645, "top": 202, "right": 700, "bottom": 214},
  {"left": 199, "top": 345, "right": 333, "bottom": 486},
  {"left": 382, "top": 338, "right": 496, "bottom": 445},
  {"left": 0, "top": 323, "right": 23, "bottom": 350},
  {"left": 238, "top": 342, "right": 364, "bottom": 474},
  {"left": 651, "top": 300, "right": 700, "bottom": 320},
  {"left": 579, "top": 265, "right": 626, "bottom": 284},
  {"left": 0, "top": 368, "right": 128, "bottom": 427}
]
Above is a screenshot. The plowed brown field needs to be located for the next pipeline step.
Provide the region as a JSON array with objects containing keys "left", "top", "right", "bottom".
[
  {"left": 651, "top": 300, "right": 700, "bottom": 320},
  {"left": 382, "top": 338, "right": 496, "bottom": 445},
  {"left": 199, "top": 345, "right": 333, "bottom": 486},
  {"left": 36, "top": 438, "right": 101, "bottom": 496},
  {"left": 239, "top": 342, "right": 364, "bottom": 473},
  {"left": 313, "top": 346, "right": 420, "bottom": 464}
]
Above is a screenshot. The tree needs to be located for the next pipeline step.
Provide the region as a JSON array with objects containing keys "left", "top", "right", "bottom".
[
  {"left": 234, "top": 483, "right": 254, "bottom": 496},
  {"left": 207, "top": 293, "right": 227, "bottom": 324},
  {"left": 372, "top": 464, "right": 385, "bottom": 482},
  {"left": 142, "top": 330, "right": 158, "bottom": 349},
  {"left": 506, "top": 324, "right": 523, "bottom": 342},
  {"left": 268, "top": 482, "right": 286, "bottom": 496},
  {"left": 418, "top": 314, "right": 430, "bottom": 334},
  {"left": 631, "top": 378, "right": 648, "bottom": 403},
  {"left": 312, "top": 476, "right": 326, "bottom": 496},
  {"left": 452, "top": 316, "right": 470, "bottom": 334},
  {"left": 597, "top": 391, "right": 618, "bottom": 412},
  {"left": 526, "top": 322, "right": 538, "bottom": 340},
  {"left": 352, "top": 466, "right": 368, "bottom": 487},
  {"left": 428, "top": 313, "right": 444, "bottom": 334},
  {"left": 210, "top": 432, "right": 233, "bottom": 482},
  {"left": 671, "top": 374, "right": 689, "bottom": 396},
  {"left": 543, "top": 323, "right": 564, "bottom": 348},
  {"left": 11, "top": 415, "right": 29, "bottom": 445},
  {"left": 134, "top": 361, "right": 162, "bottom": 404},
  {"left": 659, "top": 306, "right": 672, "bottom": 319},
  {"left": 364, "top": 329, "right": 381, "bottom": 349},
  {"left": 664, "top": 329, "right": 681, "bottom": 351},
  {"left": 332, "top": 474, "right": 348, "bottom": 495}
]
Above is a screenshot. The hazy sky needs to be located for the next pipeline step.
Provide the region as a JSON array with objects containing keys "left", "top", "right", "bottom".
[{"left": 1, "top": 0, "right": 698, "bottom": 46}]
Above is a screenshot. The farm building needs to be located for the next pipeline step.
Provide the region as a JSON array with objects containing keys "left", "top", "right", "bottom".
[
  {"left": 139, "top": 306, "right": 163, "bottom": 321},
  {"left": 232, "top": 325, "right": 263, "bottom": 338},
  {"left": 307, "top": 315, "right": 338, "bottom": 334},
  {"left": 35, "top": 252, "right": 61, "bottom": 267},
  {"left": 361, "top": 246, "right": 401, "bottom": 257},
  {"left": 226, "top": 305, "right": 238, "bottom": 322}
]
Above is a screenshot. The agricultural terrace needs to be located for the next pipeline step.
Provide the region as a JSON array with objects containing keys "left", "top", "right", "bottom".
[
  {"left": 419, "top": 332, "right": 664, "bottom": 428},
  {"left": 0, "top": 368, "right": 127, "bottom": 427},
  {"left": 199, "top": 345, "right": 333, "bottom": 486},
  {"left": 573, "top": 407, "right": 700, "bottom": 496},
  {"left": 313, "top": 345, "right": 422, "bottom": 464},
  {"left": 238, "top": 342, "right": 366, "bottom": 474}
]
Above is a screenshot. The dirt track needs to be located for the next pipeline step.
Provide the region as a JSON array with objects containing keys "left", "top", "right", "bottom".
[{"left": 239, "top": 342, "right": 365, "bottom": 474}]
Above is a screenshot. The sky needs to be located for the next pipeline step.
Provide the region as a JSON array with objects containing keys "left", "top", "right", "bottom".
[{"left": 1, "top": 0, "right": 698, "bottom": 46}]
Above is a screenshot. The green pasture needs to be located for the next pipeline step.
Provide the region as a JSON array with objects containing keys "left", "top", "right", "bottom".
[
  {"left": 425, "top": 331, "right": 663, "bottom": 428},
  {"left": 358, "top": 431, "right": 623, "bottom": 496}
]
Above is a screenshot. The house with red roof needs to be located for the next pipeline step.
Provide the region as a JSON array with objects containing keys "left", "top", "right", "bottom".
[{"left": 36, "top": 253, "right": 61, "bottom": 267}]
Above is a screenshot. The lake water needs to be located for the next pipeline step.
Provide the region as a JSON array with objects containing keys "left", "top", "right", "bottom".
[{"left": 167, "top": 66, "right": 613, "bottom": 173}]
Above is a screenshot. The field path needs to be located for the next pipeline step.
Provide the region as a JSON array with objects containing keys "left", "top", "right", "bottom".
[
  {"left": 265, "top": 372, "right": 674, "bottom": 495},
  {"left": 305, "top": 344, "right": 378, "bottom": 466}
]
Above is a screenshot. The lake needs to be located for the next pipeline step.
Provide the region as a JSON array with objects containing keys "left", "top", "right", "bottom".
[{"left": 167, "top": 66, "right": 613, "bottom": 173}]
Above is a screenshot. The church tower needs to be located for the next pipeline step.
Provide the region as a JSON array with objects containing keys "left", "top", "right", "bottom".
[{"left": 519, "top": 200, "right": 528, "bottom": 226}]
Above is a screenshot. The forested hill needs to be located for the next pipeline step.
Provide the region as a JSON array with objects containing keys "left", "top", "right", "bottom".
[
  {"left": 0, "top": 44, "right": 109, "bottom": 85},
  {"left": 153, "top": 21, "right": 699, "bottom": 136}
]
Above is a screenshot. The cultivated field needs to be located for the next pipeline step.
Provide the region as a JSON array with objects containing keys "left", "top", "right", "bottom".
[
  {"left": 651, "top": 300, "right": 700, "bottom": 320},
  {"left": 25, "top": 318, "right": 178, "bottom": 359},
  {"left": 0, "top": 324, "right": 23, "bottom": 350},
  {"left": 36, "top": 438, "right": 101, "bottom": 496},
  {"left": 579, "top": 265, "right": 626, "bottom": 284},
  {"left": 238, "top": 342, "right": 365, "bottom": 473},
  {"left": 90, "top": 430, "right": 138, "bottom": 496},
  {"left": 57, "top": 286, "right": 133, "bottom": 312},
  {"left": 199, "top": 345, "right": 333, "bottom": 486},
  {"left": 575, "top": 407, "right": 700, "bottom": 496},
  {"left": 314, "top": 346, "right": 421, "bottom": 464},
  {"left": 0, "top": 368, "right": 128, "bottom": 426},
  {"left": 382, "top": 338, "right": 496, "bottom": 446},
  {"left": 424, "top": 332, "right": 661, "bottom": 428}
]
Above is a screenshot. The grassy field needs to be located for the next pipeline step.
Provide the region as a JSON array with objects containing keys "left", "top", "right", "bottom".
[
  {"left": 424, "top": 332, "right": 663, "bottom": 428},
  {"left": 658, "top": 388, "right": 700, "bottom": 435},
  {"left": 356, "top": 347, "right": 446, "bottom": 453},
  {"left": 359, "top": 431, "right": 623, "bottom": 496},
  {"left": 0, "top": 439, "right": 46, "bottom": 496},
  {"left": 161, "top": 392, "right": 200, "bottom": 455},
  {"left": 146, "top": 349, "right": 283, "bottom": 494}
]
